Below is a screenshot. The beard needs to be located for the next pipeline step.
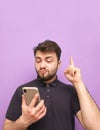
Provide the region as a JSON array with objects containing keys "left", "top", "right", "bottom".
[
  {"left": 37, "top": 72, "right": 56, "bottom": 81},
  {"left": 36, "top": 67, "right": 58, "bottom": 82}
]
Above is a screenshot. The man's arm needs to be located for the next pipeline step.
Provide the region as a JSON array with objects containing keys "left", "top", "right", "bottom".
[
  {"left": 64, "top": 57, "right": 100, "bottom": 130},
  {"left": 75, "top": 81, "right": 100, "bottom": 130},
  {"left": 3, "top": 119, "right": 27, "bottom": 130},
  {"left": 3, "top": 94, "right": 47, "bottom": 130}
]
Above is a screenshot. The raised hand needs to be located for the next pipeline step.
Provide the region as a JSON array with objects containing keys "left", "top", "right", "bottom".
[{"left": 64, "top": 57, "right": 82, "bottom": 85}]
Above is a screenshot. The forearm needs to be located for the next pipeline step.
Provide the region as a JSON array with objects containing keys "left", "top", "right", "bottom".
[
  {"left": 74, "top": 81, "right": 100, "bottom": 129},
  {"left": 3, "top": 117, "right": 28, "bottom": 130},
  {"left": 3, "top": 123, "right": 26, "bottom": 130}
]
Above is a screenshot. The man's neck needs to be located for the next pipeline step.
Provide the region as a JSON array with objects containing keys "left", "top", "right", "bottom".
[{"left": 44, "top": 75, "right": 57, "bottom": 84}]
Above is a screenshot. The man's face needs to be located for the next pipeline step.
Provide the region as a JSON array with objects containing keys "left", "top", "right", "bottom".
[{"left": 34, "top": 51, "right": 60, "bottom": 82}]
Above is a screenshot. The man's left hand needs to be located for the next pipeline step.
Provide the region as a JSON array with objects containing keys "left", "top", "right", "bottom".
[{"left": 64, "top": 57, "right": 82, "bottom": 85}]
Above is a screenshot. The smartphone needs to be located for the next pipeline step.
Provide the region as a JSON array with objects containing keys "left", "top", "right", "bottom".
[{"left": 22, "top": 87, "right": 41, "bottom": 106}]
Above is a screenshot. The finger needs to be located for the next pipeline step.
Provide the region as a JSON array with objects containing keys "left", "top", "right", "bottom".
[
  {"left": 35, "top": 103, "right": 46, "bottom": 116},
  {"left": 22, "top": 94, "right": 27, "bottom": 106},
  {"left": 29, "top": 94, "right": 39, "bottom": 109},
  {"left": 29, "top": 100, "right": 45, "bottom": 117},
  {"left": 35, "top": 100, "right": 44, "bottom": 109},
  {"left": 70, "top": 56, "right": 74, "bottom": 66},
  {"left": 35, "top": 106, "right": 47, "bottom": 120}
]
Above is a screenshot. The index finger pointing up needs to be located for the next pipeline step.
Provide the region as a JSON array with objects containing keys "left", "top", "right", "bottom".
[{"left": 70, "top": 56, "right": 74, "bottom": 66}]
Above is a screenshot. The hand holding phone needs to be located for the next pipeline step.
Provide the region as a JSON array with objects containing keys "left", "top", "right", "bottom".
[
  {"left": 21, "top": 87, "right": 47, "bottom": 126},
  {"left": 22, "top": 87, "right": 41, "bottom": 106}
]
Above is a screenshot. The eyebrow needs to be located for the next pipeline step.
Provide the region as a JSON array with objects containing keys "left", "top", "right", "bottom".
[
  {"left": 45, "top": 56, "right": 53, "bottom": 59},
  {"left": 35, "top": 56, "right": 53, "bottom": 59}
]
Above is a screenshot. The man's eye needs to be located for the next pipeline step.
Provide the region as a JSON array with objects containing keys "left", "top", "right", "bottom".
[
  {"left": 36, "top": 59, "right": 41, "bottom": 63},
  {"left": 46, "top": 58, "right": 53, "bottom": 62}
]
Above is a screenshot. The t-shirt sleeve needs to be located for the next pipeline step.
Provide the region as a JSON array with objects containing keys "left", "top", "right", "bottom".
[
  {"left": 72, "top": 87, "right": 80, "bottom": 115},
  {"left": 6, "top": 87, "right": 22, "bottom": 121}
]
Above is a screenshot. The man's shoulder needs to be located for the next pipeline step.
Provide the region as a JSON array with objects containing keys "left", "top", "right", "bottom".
[
  {"left": 57, "top": 79, "right": 75, "bottom": 91},
  {"left": 16, "top": 79, "right": 38, "bottom": 91},
  {"left": 57, "top": 79, "right": 72, "bottom": 87},
  {"left": 21, "top": 79, "right": 37, "bottom": 86}
]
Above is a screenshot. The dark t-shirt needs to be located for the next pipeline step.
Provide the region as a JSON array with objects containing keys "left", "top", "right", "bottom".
[{"left": 6, "top": 78, "right": 80, "bottom": 130}]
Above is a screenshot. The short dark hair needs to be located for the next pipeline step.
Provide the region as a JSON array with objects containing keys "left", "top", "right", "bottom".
[{"left": 33, "top": 40, "right": 62, "bottom": 61}]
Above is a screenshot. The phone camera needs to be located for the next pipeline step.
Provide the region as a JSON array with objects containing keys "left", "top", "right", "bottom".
[{"left": 23, "top": 89, "right": 27, "bottom": 93}]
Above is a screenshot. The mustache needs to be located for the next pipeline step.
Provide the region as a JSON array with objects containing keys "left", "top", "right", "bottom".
[
  {"left": 36, "top": 68, "right": 48, "bottom": 73},
  {"left": 40, "top": 67, "right": 46, "bottom": 70}
]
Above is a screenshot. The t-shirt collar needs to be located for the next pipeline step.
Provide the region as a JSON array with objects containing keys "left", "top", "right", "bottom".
[{"left": 37, "top": 76, "right": 58, "bottom": 87}]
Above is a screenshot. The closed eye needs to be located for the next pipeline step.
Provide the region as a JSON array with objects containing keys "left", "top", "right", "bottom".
[
  {"left": 46, "top": 57, "right": 53, "bottom": 63},
  {"left": 35, "top": 58, "right": 41, "bottom": 63}
]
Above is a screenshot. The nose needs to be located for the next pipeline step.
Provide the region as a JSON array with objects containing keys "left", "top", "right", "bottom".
[{"left": 40, "top": 60, "right": 46, "bottom": 68}]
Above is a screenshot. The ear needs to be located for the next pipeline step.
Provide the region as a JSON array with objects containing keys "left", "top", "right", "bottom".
[{"left": 58, "top": 60, "right": 61, "bottom": 68}]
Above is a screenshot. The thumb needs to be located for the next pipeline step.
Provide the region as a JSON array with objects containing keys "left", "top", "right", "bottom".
[{"left": 22, "top": 94, "right": 27, "bottom": 106}]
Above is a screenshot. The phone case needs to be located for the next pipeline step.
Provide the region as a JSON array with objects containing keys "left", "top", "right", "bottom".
[{"left": 22, "top": 87, "right": 40, "bottom": 106}]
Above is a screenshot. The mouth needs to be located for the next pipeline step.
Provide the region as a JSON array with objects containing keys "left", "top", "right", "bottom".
[{"left": 39, "top": 69, "right": 47, "bottom": 74}]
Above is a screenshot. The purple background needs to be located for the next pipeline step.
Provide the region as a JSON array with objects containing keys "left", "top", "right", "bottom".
[{"left": 0, "top": 0, "right": 100, "bottom": 129}]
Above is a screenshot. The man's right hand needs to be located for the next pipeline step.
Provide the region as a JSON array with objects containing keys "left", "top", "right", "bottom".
[{"left": 17, "top": 94, "right": 47, "bottom": 128}]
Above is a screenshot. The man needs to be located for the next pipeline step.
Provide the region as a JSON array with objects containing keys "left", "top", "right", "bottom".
[{"left": 3, "top": 40, "right": 100, "bottom": 130}]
